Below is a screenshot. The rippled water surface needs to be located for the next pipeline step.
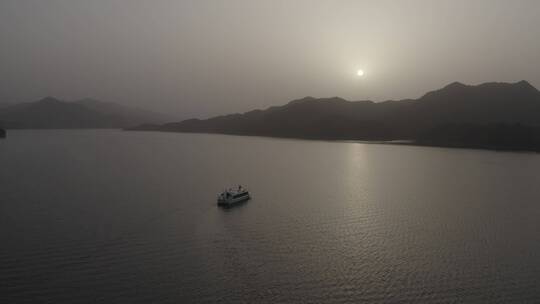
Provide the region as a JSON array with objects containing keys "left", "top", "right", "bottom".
[{"left": 2, "top": 130, "right": 540, "bottom": 303}]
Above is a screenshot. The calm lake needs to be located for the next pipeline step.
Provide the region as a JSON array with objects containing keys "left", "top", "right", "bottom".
[{"left": 1, "top": 130, "right": 540, "bottom": 303}]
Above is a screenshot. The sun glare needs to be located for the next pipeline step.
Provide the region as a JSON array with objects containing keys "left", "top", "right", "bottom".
[{"left": 357, "top": 69, "right": 365, "bottom": 77}]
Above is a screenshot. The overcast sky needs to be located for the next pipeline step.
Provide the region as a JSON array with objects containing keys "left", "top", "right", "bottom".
[{"left": 1, "top": 0, "right": 539, "bottom": 118}]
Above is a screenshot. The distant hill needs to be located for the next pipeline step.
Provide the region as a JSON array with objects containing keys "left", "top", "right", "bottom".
[
  {"left": 0, "top": 97, "right": 176, "bottom": 129},
  {"left": 129, "top": 81, "right": 540, "bottom": 151}
]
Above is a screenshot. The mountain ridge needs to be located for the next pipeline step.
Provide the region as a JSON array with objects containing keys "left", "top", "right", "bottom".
[
  {"left": 128, "top": 81, "right": 540, "bottom": 151},
  {"left": 0, "top": 97, "right": 176, "bottom": 129}
]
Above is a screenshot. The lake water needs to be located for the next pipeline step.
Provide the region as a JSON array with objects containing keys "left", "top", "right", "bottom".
[{"left": 1, "top": 130, "right": 540, "bottom": 303}]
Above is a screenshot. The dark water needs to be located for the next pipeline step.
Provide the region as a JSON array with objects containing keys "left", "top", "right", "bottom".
[{"left": 1, "top": 130, "right": 540, "bottom": 303}]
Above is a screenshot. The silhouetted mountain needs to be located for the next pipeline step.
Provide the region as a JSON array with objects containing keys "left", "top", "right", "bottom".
[
  {"left": 129, "top": 81, "right": 540, "bottom": 151},
  {"left": 396, "top": 80, "right": 540, "bottom": 127},
  {"left": 0, "top": 97, "right": 175, "bottom": 129}
]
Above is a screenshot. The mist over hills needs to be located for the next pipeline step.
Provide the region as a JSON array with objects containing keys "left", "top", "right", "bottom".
[
  {"left": 3, "top": 82, "right": 540, "bottom": 151},
  {"left": 130, "top": 81, "right": 540, "bottom": 151},
  {"left": 0, "top": 97, "right": 176, "bottom": 129}
]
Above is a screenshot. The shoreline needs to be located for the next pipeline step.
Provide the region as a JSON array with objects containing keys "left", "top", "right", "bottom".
[{"left": 124, "top": 128, "right": 540, "bottom": 154}]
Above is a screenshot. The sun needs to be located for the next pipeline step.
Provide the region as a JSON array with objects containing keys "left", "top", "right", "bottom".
[{"left": 357, "top": 69, "right": 365, "bottom": 77}]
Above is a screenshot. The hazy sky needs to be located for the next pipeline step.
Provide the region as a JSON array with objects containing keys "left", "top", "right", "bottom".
[{"left": 1, "top": 0, "right": 540, "bottom": 118}]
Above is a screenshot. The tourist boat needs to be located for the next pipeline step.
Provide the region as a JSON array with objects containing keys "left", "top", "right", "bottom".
[{"left": 217, "top": 186, "right": 250, "bottom": 206}]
